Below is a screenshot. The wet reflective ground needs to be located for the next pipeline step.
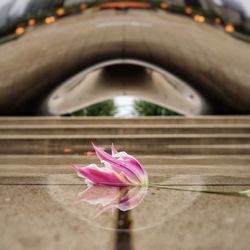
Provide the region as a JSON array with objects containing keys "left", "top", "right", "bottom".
[
  {"left": 1, "top": 116, "right": 250, "bottom": 249},
  {"left": 1, "top": 172, "right": 250, "bottom": 250}
]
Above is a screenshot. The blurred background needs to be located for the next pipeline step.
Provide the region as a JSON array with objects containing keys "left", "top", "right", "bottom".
[
  {"left": 0, "top": 0, "right": 250, "bottom": 32},
  {"left": 1, "top": 3, "right": 250, "bottom": 250},
  {"left": 0, "top": 0, "right": 250, "bottom": 117}
]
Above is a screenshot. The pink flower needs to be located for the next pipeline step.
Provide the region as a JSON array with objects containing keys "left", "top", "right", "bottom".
[
  {"left": 76, "top": 185, "right": 147, "bottom": 216},
  {"left": 71, "top": 143, "right": 148, "bottom": 187}
]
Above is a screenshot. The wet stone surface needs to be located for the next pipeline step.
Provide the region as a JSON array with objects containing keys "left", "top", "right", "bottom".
[{"left": 0, "top": 174, "right": 250, "bottom": 250}]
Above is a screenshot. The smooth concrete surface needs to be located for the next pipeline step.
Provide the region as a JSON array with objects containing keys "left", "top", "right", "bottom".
[
  {"left": 1, "top": 134, "right": 250, "bottom": 155},
  {"left": 0, "top": 116, "right": 250, "bottom": 249},
  {"left": 1, "top": 184, "right": 250, "bottom": 250},
  {"left": 1, "top": 116, "right": 250, "bottom": 125},
  {"left": 1, "top": 124, "right": 250, "bottom": 135},
  {"left": 0, "top": 116, "right": 250, "bottom": 155},
  {"left": 0, "top": 185, "right": 115, "bottom": 250},
  {"left": 133, "top": 185, "right": 250, "bottom": 250},
  {"left": 1, "top": 155, "right": 250, "bottom": 165},
  {"left": 0, "top": 10, "right": 250, "bottom": 114},
  {"left": 1, "top": 164, "right": 250, "bottom": 177},
  {"left": 1, "top": 169, "right": 250, "bottom": 250}
]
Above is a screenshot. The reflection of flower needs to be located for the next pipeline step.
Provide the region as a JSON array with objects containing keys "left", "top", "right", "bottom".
[
  {"left": 76, "top": 184, "right": 147, "bottom": 216},
  {"left": 71, "top": 143, "right": 148, "bottom": 187}
]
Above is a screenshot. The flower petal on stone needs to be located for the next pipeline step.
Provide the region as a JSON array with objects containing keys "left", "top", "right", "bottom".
[
  {"left": 120, "top": 154, "right": 148, "bottom": 183},
  {"left": 111, "top": 143, "right": 118, "bottom": 156},
  {"left": 114, "top": 151, "right": 148, "bottom": 177},
  {"left": 92, "top": 143, "right": 148, "bottom": 186},
  {"left": 71, "top": 164, "right": 129, "bottom": 186},
  {"left": 94, "top": 145, "right": 140, "bottom": 182},
  {"left": 101, "top": 160, "right": 137, "bottom": 185},
  {"left": 71, "top": 143, "right": 148, "bottom": 187}
]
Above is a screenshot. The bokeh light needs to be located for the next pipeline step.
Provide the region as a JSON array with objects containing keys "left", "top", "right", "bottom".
[
  {"left": 193, "top": 15, "right": 206, "bottom": 23},
  {"left": 185, "top": 7, "right": 193, "bottom": 15},
  {"left": 45, "top": 16, "right": 56, "bottom": 25},
  {"left": 80, "top": 3, "right": 88, "bottom": 11},
  {"left": 225, "top": 24, "right": 235, "bottom": 33},
  {"left": 63, "top": 148, "right": 72, "bottom": 153},
  {"left": 214, "top": 17, "right": 222, "bottom": 25},
  {"left": 28, "top": 18, "right": 36, "bottom": 26},
  {"left": 56, "top": 8, "right": 65, "bottom": 16},
  {"left": 15, "top": 26, "right": 25, "bottom": 36},
  {"left": 160, "top": 2, "right": 169, "bottom": 10}
]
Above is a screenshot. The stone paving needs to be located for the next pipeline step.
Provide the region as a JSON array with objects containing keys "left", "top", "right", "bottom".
[{"left": 0, "top": 116, "right": 250, "bottom": 250}]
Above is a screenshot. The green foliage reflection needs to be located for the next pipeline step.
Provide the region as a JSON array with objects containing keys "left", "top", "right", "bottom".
[
  {"left": 134, "top": 100, "right": 180, "bottom": 116},
  {"left": 72, "top": 100, "right": 117, "bottom": 116}
]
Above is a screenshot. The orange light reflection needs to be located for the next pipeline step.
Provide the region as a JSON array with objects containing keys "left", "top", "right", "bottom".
[
  {"left": 193, "top": 15, "right": 206, "bottom": 23},
  {"left": 160, "top": 2, "right": 169, "bottom": 10},
  {"left": 45, "top": 16, "right": 56, "bottom": 25},
  {"left": 214, "top": 17, "right": 221, "bottom": 25},
  {"left": 80, "top": 3, "right": 88, "bottom": 11},
  {"left": 56, "top": 8, "right": 65, "bottom": 16},
  {"left": 15, "top": 27, "right": 25, "bottom": 36},
  {"left": 28, "top": 18, "right": 36, "bottom": 26},
  {"left": 185, "top": 7, "right": 193, "bottom": 15},
  {"left": 225, "top": 24, "right": 235, "bottom": 33}
]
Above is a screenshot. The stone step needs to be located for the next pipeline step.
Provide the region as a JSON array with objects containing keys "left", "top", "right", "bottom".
[
  {"left": 0, "top": 164, "right": 249, "bottom": 177},
  {"left": 1, "top": 124, "right": 250, "bottom": 135},
  {"left": 1, "top": 134, "right": 249, "bottom": 140},
  {"left": 0, "top": 139, "right": 249, "bottom": 154},
  {"left": 0, "top": 115, "right": 249, "bottom": 155},
  {"left": 0, "top": 116, "right": 250, "bottom": 125},
  {"left": 1, "top": 174, "right": 250, "bottom": 186},
  {"left": 1, "top": 155, "right": 250, "bottom": 165}
]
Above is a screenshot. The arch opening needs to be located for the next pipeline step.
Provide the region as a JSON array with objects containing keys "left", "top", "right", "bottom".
[{"left": 41, "top": 59, "right": 211, "bottom": 116}]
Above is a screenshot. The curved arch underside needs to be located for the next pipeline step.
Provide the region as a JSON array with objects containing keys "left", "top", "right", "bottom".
[
  {"left": 42, "top": 60, "right": 209, "bottom": 116},
  {"left": 0, "top": 9, "right": 250, "bottom": 115}
]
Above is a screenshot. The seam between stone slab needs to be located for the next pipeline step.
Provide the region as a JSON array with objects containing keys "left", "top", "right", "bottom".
[{"left": 0, "top": 134, "right": 250, "bottom": 139}]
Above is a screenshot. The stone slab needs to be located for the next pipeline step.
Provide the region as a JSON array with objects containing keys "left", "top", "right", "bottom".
[
  {"left": 1, "top": 124, "right": 250, "bottom": 135},
  {"left": 0, "top": 116, "right": 250, "bottom": 125},
  {"left": 1, "top": 154, "right": 250, "bottom": 165},
  {"left": 1, "top": 179, "right": 249, "bottom": 250}
]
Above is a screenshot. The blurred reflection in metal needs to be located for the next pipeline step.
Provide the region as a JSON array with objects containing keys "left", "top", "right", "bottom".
[{"left": 0, "top": 9, "right": 250, "bottom": 115}]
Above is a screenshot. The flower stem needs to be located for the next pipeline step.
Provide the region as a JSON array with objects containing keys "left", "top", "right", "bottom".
[{"left": 149, "top": 183, "right": 247, "bottom": 197}]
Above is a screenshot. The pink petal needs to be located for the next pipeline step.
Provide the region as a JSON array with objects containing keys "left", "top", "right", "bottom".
[
  {"left": 122, "top": 155, "right": 148, "bottom": 177},
  {"left": 92, "top": 143, "right": 143, "bottom": 182},
  {"left": 71, "top": 164, "right": 129, "bottom": 186},
  {"left": 102, "top": 160, "right": 139, "bottom": 185},
  {"left": 113, "top": 150, "right": 148, "bottom": 178},
  {"left": 111, "top": 143, "right": 118, "bottom": 156}
]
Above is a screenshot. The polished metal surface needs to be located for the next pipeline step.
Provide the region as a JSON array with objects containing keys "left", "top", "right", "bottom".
[{"left": 0, "top": 9, "right": 250, "bottom": 114}]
